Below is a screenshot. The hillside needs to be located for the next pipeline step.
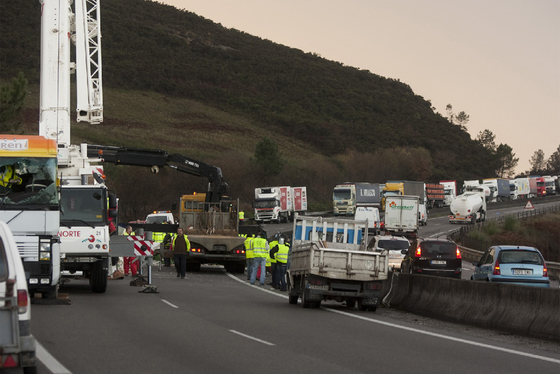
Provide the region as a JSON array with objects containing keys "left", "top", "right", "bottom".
[{"left": 0, "top": 0, "right": 495, "bottom": 219}]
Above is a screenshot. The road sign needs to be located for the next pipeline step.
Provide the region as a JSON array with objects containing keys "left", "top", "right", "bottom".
[{"left": 524, "top": 200, "right": 534, "bottom": 210}]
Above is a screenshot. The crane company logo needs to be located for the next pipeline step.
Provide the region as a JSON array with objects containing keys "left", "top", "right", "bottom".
[
  {"left": 389, "top": 201, "right": 414, "bottom": 210},
  {"left": 0, "top": 138, "right": 28, "bottom": 151}
]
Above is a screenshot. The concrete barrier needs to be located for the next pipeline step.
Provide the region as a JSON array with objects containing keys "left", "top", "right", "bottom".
[{"left": 384, "top": 273, "right": 560, "bottom": 341}]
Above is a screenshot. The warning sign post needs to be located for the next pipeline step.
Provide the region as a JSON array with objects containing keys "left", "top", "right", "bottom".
[{"left": 524, "top": 200, "right": 534, "bottom": 210}]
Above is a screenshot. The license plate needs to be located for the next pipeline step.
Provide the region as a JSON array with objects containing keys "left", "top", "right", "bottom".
[
  {"left": 431, "top": 260, "right": 446, "bottom": 265},
  {"left": 512, "top": 269, "right": 533, "bottom": 275}
]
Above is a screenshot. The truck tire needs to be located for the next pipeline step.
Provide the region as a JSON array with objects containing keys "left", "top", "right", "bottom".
[
  {"left": 358, "top": 299, "right": 376, "bottom": 311},
  {"left": 346, "top": 299, "right": 356, "bottom": 309},
  {"left": 288, "top": 290, "right": 299, "bottom": 305},
  {"left": 90, "top": 260, "right": 108, "bottom": 293},
  {"left": 301, "top": 290, "right": 313, "bottom": 308}
]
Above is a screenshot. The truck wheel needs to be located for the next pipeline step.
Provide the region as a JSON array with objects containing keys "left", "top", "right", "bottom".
[
  {"left": 90, "top": 260, "right": 108, "bottom": 293},
  {"left": 346, "top": 299, "right": 356, "bottom": 308},
  {"left": 358, "top": 299, "right": 367, "bottom": 311},
  {"left": 288, "top": 287, "right": 299, "bottom": 304},
  {"left": 236, "top": 263, "right": 246, "bottom": 274},
  {"left": 301, "top": 290, "right": 312, "bottom": 308},
  {"left": 312, "top": 301, "right": 322, "bottom": 309}
]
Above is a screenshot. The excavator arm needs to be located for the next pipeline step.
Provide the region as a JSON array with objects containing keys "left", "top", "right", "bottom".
[{"left": 86, "top": 145, "right": 229, "bottom": 202}]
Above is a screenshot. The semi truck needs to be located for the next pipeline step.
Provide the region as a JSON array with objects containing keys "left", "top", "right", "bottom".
[
  {"left": 0, "top": 135, "right": 61, "bottom": 299},
  {"left": 543, "top": 176, "right": 557, "bottom": 196},
  {"left": 333, "top": 183, "right": 356, "bottom": 215},
  {"left": 381, "top": 181, "right": 425, "bottom": 211},
  {"left": 440, "top": 180, "right": 457, "bottom": 207},
  {"left": 287, "top": 215, "right": 389, "bottom": 311},
  {"left": 528, "top": 176, "right": 546, "bottom": 198},
  {"left": 384, "top": 195, "right": 420, "bottom": 238},
  {"left": 253, "top": 186, "right": 307, "bottom": 223},
  {"left": 449, "top": 185, "right": 487, "bottom": 224},
  {"left": 510, "top": 177, "right": 530, "bottom": 200},
  {"left": 483, "top": 178, "right": 510, "bottom": 202},
  {"left": 425, "top": 183, "right": 445, "bottom": 208}
]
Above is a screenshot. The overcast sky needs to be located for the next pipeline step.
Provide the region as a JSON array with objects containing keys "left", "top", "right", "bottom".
[{"left": 159, "top": 0, "right": 560, "bottom": 175}]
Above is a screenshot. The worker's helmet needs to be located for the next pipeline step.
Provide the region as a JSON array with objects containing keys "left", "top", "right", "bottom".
[{"left": 278, "top": 237, "right": 285, "bottom": 245}]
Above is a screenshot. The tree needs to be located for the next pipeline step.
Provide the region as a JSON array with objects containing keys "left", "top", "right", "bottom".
[
  {"left": 546, "top": 145, "right": 560, "bottom": 174},
  {"left": 0, "top": 72, "right": 28, "bottom": 133},
  {"left": 475, "top": 129, "right": 497, "bottom": 151},
  {"left": 445, "top": 104, "right": 469, "bottom": 131},
  {"left": 252, "top": 137, "right": 286, "bottom": 185},
  {"left": 494, "top": 144, "right": 519, "bottom": 178},
  {"left": 529, "top": 149, "right": 546, "bottom": 174}
]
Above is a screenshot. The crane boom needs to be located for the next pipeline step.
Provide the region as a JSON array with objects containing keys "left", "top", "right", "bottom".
[{"left": 86, "top": 145, "right": 230, "bottom": 202}]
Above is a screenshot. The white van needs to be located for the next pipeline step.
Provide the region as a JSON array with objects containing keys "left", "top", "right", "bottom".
[
  {"left": 354, "top": 206, "right": 381, "bottom": 235},
  {"left": 0, "top": 221, "right": 37, "bottom": 373}
]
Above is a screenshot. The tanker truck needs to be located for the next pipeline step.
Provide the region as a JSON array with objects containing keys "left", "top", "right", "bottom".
[{"left": 448, "top": 186, "right": 487, "bottom": 224}]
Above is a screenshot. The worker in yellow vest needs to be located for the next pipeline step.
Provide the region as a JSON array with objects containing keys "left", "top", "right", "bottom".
[
  {"left": 244, "top": 234, "right": 255, "bottom": 281},
  {"left": 268, "top": 236, "right": 279, "bottom": 288},
  {"left": 238, "top": 210, "right": 245, "bottom": 225},
  {"left": 272, "top": 237, "right": 290, "bottom": 291},
  {"left": 250, "top": 233, "right": 269, "bottom": 286}
]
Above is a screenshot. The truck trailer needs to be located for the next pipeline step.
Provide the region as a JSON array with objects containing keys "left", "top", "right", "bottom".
[{"left": 384, "top": 195, "right": 420, "bottom": 238}]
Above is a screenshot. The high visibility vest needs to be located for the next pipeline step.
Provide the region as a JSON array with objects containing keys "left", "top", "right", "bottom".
[
  {"left": 275, "top": 244, "right": 289, "bottom": 264},
  {"left": 251, "top": 237, "right": 268, "bottom": 258},
  {"left": 239, "top": 211, "right": 245, "bottom": 220},
  {"left": 268, "top": 240, "right": 278, "bottom": 264},
  {"left": 244, "top": 236, "right": 254, "bottom": 259},
  {"left": 0, "top": 166, "right": 22, "bottom": 187},
  {"left": 172, "top": 234, "right": 191, "bottom": 252}
]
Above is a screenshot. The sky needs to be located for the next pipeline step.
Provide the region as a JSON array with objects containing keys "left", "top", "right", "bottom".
[{"left": 159, "top": 0, "right": 560, "bottom": 175}]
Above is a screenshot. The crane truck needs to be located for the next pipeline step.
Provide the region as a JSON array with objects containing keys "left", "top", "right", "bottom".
[
  {"left": 89, "top": 145, "right": 258, "bottom": 273},
  {"left": 37, "top": 0, "right": 127, "bottom": 294},
  {"left": 448, "top": 186, "right": 487, "bottom": 224}
]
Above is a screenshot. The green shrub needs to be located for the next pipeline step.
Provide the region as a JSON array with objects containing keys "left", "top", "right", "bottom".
[
  {"left": 483, "top": 221, "right": 500, "bottom": 236},
  {"left": 503, "top": 216, "right": 518, "bottom": 231}
]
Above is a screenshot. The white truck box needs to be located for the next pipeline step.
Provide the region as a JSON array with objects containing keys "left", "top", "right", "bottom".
[{"left": 384, "top": 195, "right": 419, "bottom": 238}]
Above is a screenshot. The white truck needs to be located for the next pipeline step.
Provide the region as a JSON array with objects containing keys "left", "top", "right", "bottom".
[
  {"left": 448, "top": 186, "right": 487, "bottom": 224},
  {"left": 253, "top": 186, "right": 307, "bottom": 223},
  {"left": 384, "top": 195, "right": 420, "bottom": 239},
  {"left": 287, "top": 215, "right": 389, "bottom": 311},
  {"left": 440, "top": 180, "right": 457, "bottom": 207},
  {"left": 511, "top": 177, "right": 530, "bottom": 200}
]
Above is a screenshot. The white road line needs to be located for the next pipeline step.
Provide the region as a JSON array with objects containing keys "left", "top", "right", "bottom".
[
  {"left": 230, "top": 330, "right": 275, "bottom": 346},
  {"left": 226, "top": 273, "right": 287, "bottom": 298},
  {"left": 161, "top": 299, "right": 179, "bottom": 308},
  {"left": 36, "top": 341, "right": 72, "bottom": 374},
  {"left": 326, "top": 308, "right": 560, "bottom": 364},
  {"left": 229, "top": 272, "right": 560, "bottom": 364}
]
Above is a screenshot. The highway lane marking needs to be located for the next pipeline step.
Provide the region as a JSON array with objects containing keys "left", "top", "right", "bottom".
[
  {"left": 37, "top": 341, "right": 72, "bottom": 374},
  {"left": 229, "top": 330, "right": 275, "bottom": 346},
  {"left": 227, "top": 272, "right": 560, "bottom": 364},
  {"left": 162, "top": 299, "right": 179, "bottom": 308},
  {"left": 327, "top": 308, "right": 560, "bottom": 364}
]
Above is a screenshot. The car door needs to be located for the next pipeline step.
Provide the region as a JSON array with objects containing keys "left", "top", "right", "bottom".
[{"left": 473, "top": 247, "right": 495, "bottom": 281}]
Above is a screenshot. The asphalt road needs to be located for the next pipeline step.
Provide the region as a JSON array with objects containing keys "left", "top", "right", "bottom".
[{"left": 31, "top": 265, "right": 560, "bottom": 374}]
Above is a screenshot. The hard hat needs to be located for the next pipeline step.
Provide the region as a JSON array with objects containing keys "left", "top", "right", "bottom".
[{"left": 278, "top": 237, "right": 285, "bottom": 245}]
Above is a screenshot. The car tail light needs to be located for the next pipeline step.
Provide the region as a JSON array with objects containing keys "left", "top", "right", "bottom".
[
  {"left": 543, "top": 260, "right": 548, "bottom": 277},
  {"left": 415, "top": 246, "right": 422, "bottom": 257},
  {"left": 493, "top": 259, "right": 501, "bottom": 275},
  {"left": 456, "top": 247, "right": 462, "bottom": 259},
  {"left": 17, "top": 289, "right": 29, "bottom": 314}
]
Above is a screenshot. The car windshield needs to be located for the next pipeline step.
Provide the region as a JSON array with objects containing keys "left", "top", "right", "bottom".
[
  {"left": 378, "top": 239, "right": 409, "bottom": 250},
  {"left": 146, "top": 216, "right": 168, "bottom": 224},
  {"left": 254, "top": 200, "right": 278, "bottom": 209},
  {"left": 420, "top": 241, "right": 457, "bottom": 255},
  {"left": 499, "top": 250, "right": 543, "bottom": 265},
  {"left": 60, "top": 188, "right": 107, "bottom": 225},
  {"left": 0, "top": 157, "right": 58, "bottom": 207},
  {"left": 333, "top": 189, "right": 352, "bottom": 200}
]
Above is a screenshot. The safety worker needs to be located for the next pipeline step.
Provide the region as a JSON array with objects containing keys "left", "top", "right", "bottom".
[
  {"left": 273, "top": 237, "right": 289, "bottom": 291},
  {"left": 267, "top": 235, "right": 279, "bottom": 288},
  {"left": 250, "top": 232, "right": 269, "bottom": 286},
  {"left": 238, "top": 210, "right": 245, "bottom": 225},
  {"left": 123, "top": 225, "right": 138, "bottom": 276},
  {"left": 244, "top": 234, "right": 255, "bottom": 281},
  {"left": 171, "top": 227, "right": 190, "bottom": 279},
  {"left": 0, "top": 164, "right": 22, "bottom": 189}
]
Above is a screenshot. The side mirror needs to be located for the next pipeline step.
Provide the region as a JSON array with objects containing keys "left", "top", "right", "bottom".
[
  {"left": 109, "top": 209, "right": 118, "bottom": 218},
  {"left": 108, "top": 193, "right": 117, "bottom": 209}
]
